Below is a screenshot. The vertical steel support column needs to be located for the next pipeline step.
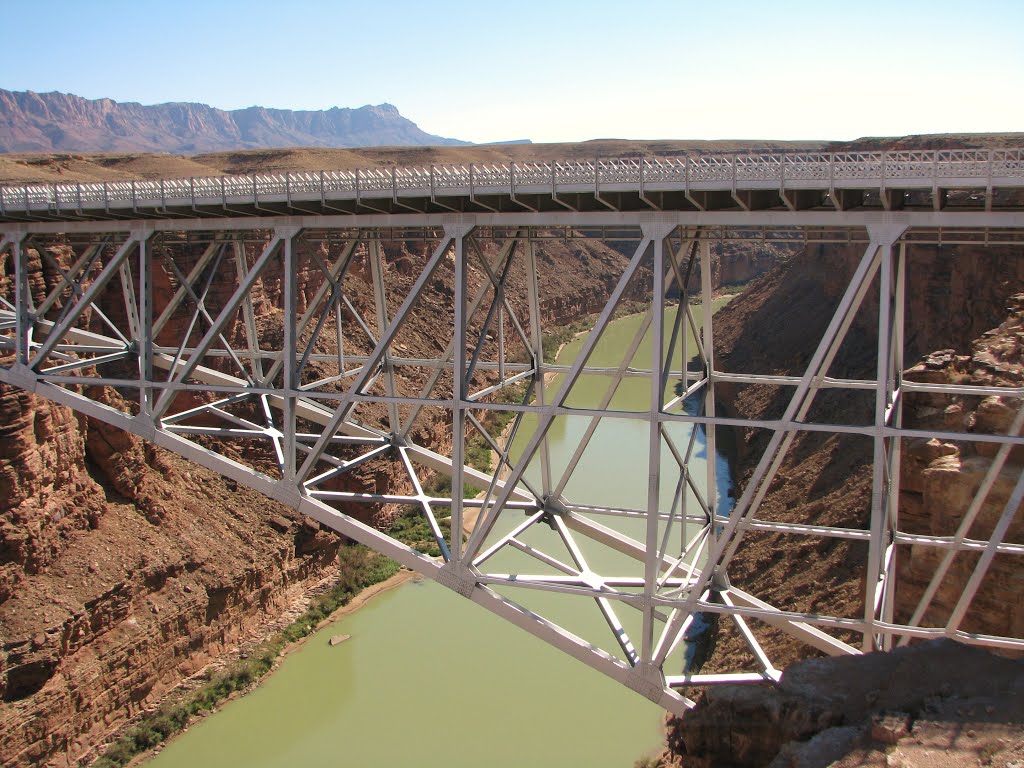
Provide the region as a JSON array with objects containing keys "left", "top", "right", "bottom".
[
  {"left": 450, "top": 227, "right": 468, "bottom": 562},
  {"left": 864, "top": 224, "right": 903, "bottom": 651},
  {"left": 642, "top": 226, "right": 668, "bottom": 666},
  {"left": 880, "top": 241, "right": 907, "bottom": 639},
  {"left": 700, "top": 238, "right": 718, "bottom": 541},
  {"left": 675, "top": 238, "right": 692, "bottom": 552},
  {"left": 282, "top": 227, "right": 300, "bottom": 484},
  {"left": 138, "top": 231, "right": 154, "bottom": 416},
  {"left": 235, "top": 237, "right": 268, "bottom": 384},
  {"left": 369, "top": 236, "right": 401, "bottom": 433},
  {"left": 12, "top": 232, "right": 29, "bottom": 365},
  {"left": 526, "top": 233, "right": 553, "bottom": 496},
  {"left": 656, "top": 235, "right": 888, "bottom": 668},
  {"left": 680, "top": 244, "right": 689, "bottom": 397},
  {"left": 497, "top": 301, "right": 505, "bottom": 383}
]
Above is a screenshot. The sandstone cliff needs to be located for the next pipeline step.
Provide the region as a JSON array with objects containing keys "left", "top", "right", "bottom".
[
  {"left": 662, "top": 241, "right": 1024, "bottom": 766},
  {"left": 898, "top": 297, "right": 1024, "bottom": 642},
  {"left": 0, "top": 379, "right": 342, "bottom": 765},
  {"left": 665, "top": 640, "right": 1024, "bottom": 768},
  {"left": 0, "top": 229, "right": 651, "bottom": 767}
]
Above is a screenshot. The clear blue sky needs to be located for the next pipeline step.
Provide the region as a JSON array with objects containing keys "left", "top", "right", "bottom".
[{"left": 4, "top": 0, "right": 1022, "bottom": 143}]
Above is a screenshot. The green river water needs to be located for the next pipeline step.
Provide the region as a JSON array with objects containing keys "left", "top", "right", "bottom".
[{"left": 148, "top": 301, "right": 731, "bottom": 768}]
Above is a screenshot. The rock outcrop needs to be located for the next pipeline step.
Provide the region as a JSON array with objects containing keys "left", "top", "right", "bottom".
[
  {"left": 663, "top": 241, "right": 1024, "bottom": 766},
  {"left": 0, "top": 376, "right": 341, "bottom": 765},
  {"left": 664, "top": 640, "right": 1024, "bottom": 768},
  {"left": 0, "top": 229, "right": 642, "bottom": 767},
  {"left": 897, "top": 296, "right": 1024, "bottom": 642}
]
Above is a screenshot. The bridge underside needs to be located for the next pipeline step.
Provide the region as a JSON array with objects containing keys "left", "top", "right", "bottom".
[{"left": 1, "top": 212, "right": 1023, "bottom": 715}]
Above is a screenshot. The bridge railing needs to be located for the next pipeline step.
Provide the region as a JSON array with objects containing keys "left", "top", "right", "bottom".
[{"left": 2, "top": 149, "right": 1022, "bottom": 214}]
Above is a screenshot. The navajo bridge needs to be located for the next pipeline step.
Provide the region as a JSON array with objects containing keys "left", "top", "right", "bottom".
[{"left": 1, "top": 150, "right": 1022, "bottom": 714}]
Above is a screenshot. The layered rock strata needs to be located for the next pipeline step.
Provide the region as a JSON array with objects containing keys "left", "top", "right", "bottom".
[
  {"left": 664, "top": 640, "right": 1024, "bottom": 768},
  {"left": 664, "top": 243, "right": 1024, "bottom": 765},
  {"left": 0, "top": 231, "right": 649, "bottom": 767}
]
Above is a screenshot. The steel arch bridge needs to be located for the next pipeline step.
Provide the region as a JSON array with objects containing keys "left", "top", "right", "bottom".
[{"left": 1, "top": 150, "right": 1023, "bottom": 714}]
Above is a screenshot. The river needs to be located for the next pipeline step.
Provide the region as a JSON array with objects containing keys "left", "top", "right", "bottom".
[{"left": 148, "top": 300, "right": 732, "bottom": 768}]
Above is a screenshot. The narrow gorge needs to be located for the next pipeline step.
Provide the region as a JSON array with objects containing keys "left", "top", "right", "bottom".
[
  {"left": 1, "top": 145, "right": 1022, "bottom": 768},
  {"left": 662, "top": 240, "right": 1024, "bottom": 766}
]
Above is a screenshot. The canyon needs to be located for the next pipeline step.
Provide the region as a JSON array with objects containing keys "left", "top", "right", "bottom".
[
  {"left": 1, "top": 138, "right": 1022, "bottom": 767},
  {"left": 0, "top": 219, "right": 786, "bottom": 766},
  {"left": 660, "top": 237, "right": 1024, "bottom": 765}
]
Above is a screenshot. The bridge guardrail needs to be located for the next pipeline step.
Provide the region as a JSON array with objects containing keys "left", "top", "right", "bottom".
[{"left": 1, "top": 149, "right": 1022, "bottom": 214}]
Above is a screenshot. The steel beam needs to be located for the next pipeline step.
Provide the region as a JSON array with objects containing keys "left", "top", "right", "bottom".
[{"left": 2, "top": 208, "right": 1022, "bottom": 715}]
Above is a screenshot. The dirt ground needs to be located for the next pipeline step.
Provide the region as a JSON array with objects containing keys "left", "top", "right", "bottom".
[{"left": 2, "top": 133, "right": 1022, "bottom": 185}]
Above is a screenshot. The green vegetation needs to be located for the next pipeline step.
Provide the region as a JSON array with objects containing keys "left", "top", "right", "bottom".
[
  {"left": 541, "top": 317, "right": 593, "bottom": 364},
  {"left": 422, "top": 473, "right": 481, "bottom": 500},
  {"left": 389, "top": 505, "right": 452, "bottom": 557},
  {"left": 92, "top": 545, "right": 400, "bottom": 768},
  {"left": 714, "top": 279, "right": 754, "bottom": 297},
  {"left": 94, "top": 304, "right": 684, "bottom": 767}
]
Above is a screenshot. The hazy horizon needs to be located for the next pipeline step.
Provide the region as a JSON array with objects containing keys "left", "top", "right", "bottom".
[{"left": 4, "top": 0, "right": 1022, "bottom": 145}]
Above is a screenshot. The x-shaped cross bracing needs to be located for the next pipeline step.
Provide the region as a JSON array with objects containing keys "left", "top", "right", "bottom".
[{"left": 1, "top": 219, "right": 1022, "bottom": 716}]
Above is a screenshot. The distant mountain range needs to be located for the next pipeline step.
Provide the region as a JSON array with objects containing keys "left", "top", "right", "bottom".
[{"left": 0, "top": 89, "right": 471, "bottom": 153}]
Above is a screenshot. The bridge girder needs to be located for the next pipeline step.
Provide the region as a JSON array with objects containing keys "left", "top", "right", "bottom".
[{"left": 1, "top": 209, "right": 1023, "bottom": 716}]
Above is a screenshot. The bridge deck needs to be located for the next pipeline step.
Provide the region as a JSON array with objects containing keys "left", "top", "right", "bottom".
[{"left": 1, "top": 149, "right": 1023, "bottom": 223}]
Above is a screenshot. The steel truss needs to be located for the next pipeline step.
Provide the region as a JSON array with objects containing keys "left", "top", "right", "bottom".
[{"left": 1, "top": 210, "right": 1023, "bottom": 715}]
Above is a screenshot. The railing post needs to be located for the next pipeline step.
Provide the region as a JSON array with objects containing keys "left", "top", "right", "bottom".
[{"left": 987, "top": 149, "right": 994, "bottom": 211}]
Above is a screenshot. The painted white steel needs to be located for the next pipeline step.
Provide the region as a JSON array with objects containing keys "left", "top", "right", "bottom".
[
  {"left": 0, "top": 211, "right": 1022, "bottom": 715},
  {"left": 2, "top": 149, "right": 1023, "bottom": 220}
]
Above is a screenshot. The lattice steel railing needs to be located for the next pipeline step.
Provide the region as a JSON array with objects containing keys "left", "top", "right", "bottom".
[{"left": 2, "top": 149, "right": 1023, "bottom": 215}]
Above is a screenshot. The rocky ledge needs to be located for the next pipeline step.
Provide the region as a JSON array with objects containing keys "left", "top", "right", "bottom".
[{"left": 664, "top": 639, "right": 1024, "bottom": 768}]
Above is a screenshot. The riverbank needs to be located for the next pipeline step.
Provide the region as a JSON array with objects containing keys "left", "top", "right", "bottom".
[
  {"left": 144, "top": 567, "right": 417, "bottom": 764},
  {"left": 117, "top": 294, "right": 737, "bottom": 768},
  {"left": 91, "top": 548, "right": 411, "bottom": 768},
  {"left": 126, "top": 301, "right": 738, "bottom": 768}
]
